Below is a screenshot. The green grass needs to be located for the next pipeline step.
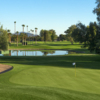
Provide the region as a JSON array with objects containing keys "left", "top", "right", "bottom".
[
  {"left": 0, "top": 41, "right": 99, "bottom": 100},
  {"left": 9, "top": 41, "right": 92, "bottom": 54},
  {"left": 9, "top": 41, "right": 83, "bottom": 49},
  {"left": 0, "top": 55, "right": 100, "bottom": 100}
]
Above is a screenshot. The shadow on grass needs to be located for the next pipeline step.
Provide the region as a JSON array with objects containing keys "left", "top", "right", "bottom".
[
  {"left": 0, "top": 55, "right": 100, "bottom": 69},
  {"left": 46, "top": 44, "right": 81, "bottom": 46},
  {"left": 10, "top": 43, "right": 81, "bottom": 47}
]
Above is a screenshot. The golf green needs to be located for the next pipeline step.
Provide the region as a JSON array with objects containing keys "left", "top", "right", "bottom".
[
  {"left": 10, "top": 66, "right": 100, "bottom": 94},
  {"left": 0, "top": 55, "right": 100, "bottom": 100}
]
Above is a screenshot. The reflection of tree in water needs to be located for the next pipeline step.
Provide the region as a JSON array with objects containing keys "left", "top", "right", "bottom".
[
  {"left": 43, "top": 52, "right": 48, "bottom": 56},
  {"left": 68, "top": 51, "right": 84, "bottom": 54},
  {"left": 1, "top": 50, "right": 11, "bottom": 56},
  {"left": 41, "top": 50, "right": 55, "bottom": 56},
  {"left": 68, "top": 51, "right": 76, "bottom": 54}
]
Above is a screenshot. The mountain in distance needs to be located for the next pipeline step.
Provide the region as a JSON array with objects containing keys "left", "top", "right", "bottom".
[{"left": 14, "top": 32, "right": 37, "bottom": 37}]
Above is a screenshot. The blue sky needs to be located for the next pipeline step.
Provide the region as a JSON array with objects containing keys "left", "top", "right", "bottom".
[{"left": 0, "top": 0, "right": 97, "bottom": 36}]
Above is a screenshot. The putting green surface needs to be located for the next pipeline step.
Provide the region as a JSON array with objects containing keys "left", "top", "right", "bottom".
[
  {"left": 10, "top": 66, "right": 100, "bottom": 94},
  {"left": 0, "top": 55, "right": 100, "bottom": 100}
]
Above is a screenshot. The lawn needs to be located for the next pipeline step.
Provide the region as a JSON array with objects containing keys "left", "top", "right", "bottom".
[
  {"left": 0, "top": 41, "right": 99, "bottom": 100},
  {"left": 9, "top": 41, "right": 82, "bottom": 49},
  {"left": 9, "top": 41, "right": 91, "bottom": 54},
  {"left": 0, "top": 55, "right": 100, "bottom": 100}
]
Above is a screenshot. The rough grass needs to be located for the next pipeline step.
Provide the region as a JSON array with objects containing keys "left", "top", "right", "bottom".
[{"left": 0, "top": 55, "right": 100, "bottom": 100}]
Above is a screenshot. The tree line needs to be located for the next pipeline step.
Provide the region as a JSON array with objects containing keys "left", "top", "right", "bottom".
[
  {"left": 64, "top": 22, "right": 100, "bottom": 53},
  {"left": 0, "top": 25, "right": 8, "bottom": 50},
  {"left": 40, "top": 29, "right": 57, "bottom": 42},
  {"left": 0, "top": 0, "right": 100, "bottom": 53},
  {"left": 64, "top": 0, "right": 100, "bottom": 54}
]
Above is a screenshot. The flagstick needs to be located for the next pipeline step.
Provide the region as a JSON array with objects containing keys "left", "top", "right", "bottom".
[
  {"left": 72, "top": 62, "right": 76, "bottom": 77},
  {"left": 75, "top": 64, "right": 76, "bottom": 77}
]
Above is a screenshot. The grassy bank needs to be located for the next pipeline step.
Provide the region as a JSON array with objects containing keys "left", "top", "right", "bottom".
[
  {"left": 9, "top": 41, "right": 91, "bottom": 54},
  {"left": 0, "top": 55, "right": 100, "bottom": 100},
  {"left": 9, "top": 41, "right": 81, "bottom": 49}
]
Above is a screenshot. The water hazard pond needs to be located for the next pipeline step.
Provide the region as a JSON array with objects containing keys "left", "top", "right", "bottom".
[{"left": 0, "top": 50, "right": 84, "bottom": 56}]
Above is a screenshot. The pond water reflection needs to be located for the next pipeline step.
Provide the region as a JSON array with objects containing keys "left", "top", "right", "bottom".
[{"left": 0, "top": 50, "right": 80, "bottom": 56}]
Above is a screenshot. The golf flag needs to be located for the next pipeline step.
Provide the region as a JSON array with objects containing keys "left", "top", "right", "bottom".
[
  {"left": 72, "top": 62, "right": 76, "bottom": 77},
  {"left": 72, "top": 62, "right": 76, "bottom": 66}
]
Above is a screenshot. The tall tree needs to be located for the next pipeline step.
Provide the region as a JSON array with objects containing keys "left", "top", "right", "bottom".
[
  {"left": 7, "top": 29, "right": 11, "bottom": 43},
  {"left": 49, "top": 29, "right": 56, "bottom": 41},
  {"left": 86, "top": 22, "right": 97, "bottom": 52},
  {"left": 20, "top": 33, "right": 24, "bottom": 43},
  {"left": 24, "top": 33, "right": 27, "bottom": 46},
  {"left": 31, "top": 29, "right": 34, "bottom": 45},
  {"left": 40, "top": 29, "right": 57, "bottom": 42},
  {"left": 26, "top": 25, "right": 28, "bottom": 32},
  {"left": 64, "top": 25, "right": 76, "bottom": 44},
  {"left": 22, "top": 24, "right": 25, "bottom": 32},
  {"left": 59, "top": 34, "right": 67, "bottom": 41},
  {"left": 40, "top": 29, "right": 44, "bottom": 41},
  {"left": 14, "top": 21, "right": 16, "bottom": 33},
  {"left": 75, "top": 23, "right": 87, "bottom": 43},
  {"left": 71, "top": 22, "right": 100, "bottom": 53},
  {"left": 93, "top": 0, "right": 100, "bottom": 53},
  {"left": 22, "top": 24, "right": 25, "bottom": 44},
  {"left": 0, "top": 27, "right": 8, "bottom": 50},
  {"left": 35, "top": 28, "right": 38, "bottom": 44},
  {"left": 16, "top": 31, "right": 19, "bottom": 46},
  {"left": 44, "top": 30, "right": 49, "bottom": 42},
  {"left": 11, "top": 34, "right": 17, "bottom": 43},
  {"left": 26, "top": 25, "right": 28, "bottom": 45},
  {"left": 28, "top": 31, "right": 31, "bottom": 45},
  {"left": 93, "top": 0, "right": 100, "bottom": 24}
]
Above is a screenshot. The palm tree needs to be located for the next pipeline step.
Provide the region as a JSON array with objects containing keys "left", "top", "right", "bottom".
[
  {"left": 14, "top": 21, "right": 16, "bottom": 33},
  {"left": 16, "top": 31, "right": 19, "bottom": 46},
  {"left": 35, "top": 28, "right": 38, "bottom": 44},
  {"left": 31, "top": 29, "right": 34, "bottom": 45},
  {"left": 22, "top": 24, "right": 25, "bottom": 44},
  {"left": 25, "top": 33, "right": 27, "bottom": 46},
  {"left": 22, "top": 24, "right": 25, "bottom": 32},
  {"left": 20, "top": 33, "right": 24, "bottom": 44},
  {"left": 28, "top": 31, "right": 31, "bottom": 45},
  {"left": 26, "top": 25, "right": 28, "bottom": 32},
  {"left": 7, "top": 29, "right": 10, "bottom": 33},
  {"left": 26, "top": 25, "right": 28, "bottom": 45},
  {"left": 7, "top": 29, "right": 11, "bottom": 43}
]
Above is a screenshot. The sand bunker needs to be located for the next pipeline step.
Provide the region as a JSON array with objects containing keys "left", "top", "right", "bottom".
[{"left": 0, "top": 64, "right": 13, "bottom": 74}]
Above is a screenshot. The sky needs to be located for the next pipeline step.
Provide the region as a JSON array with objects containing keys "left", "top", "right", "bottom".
[{"left": 0, "top": 0, "right": 97, "bottom": 36}]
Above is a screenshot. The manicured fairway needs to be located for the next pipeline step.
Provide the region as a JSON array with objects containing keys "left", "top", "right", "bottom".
[
  {"left": 0, "top": 55, "right": 100, "bottom": 100},
  {"left": 9, "top": 41, "right": 87, "bottom": 52}
]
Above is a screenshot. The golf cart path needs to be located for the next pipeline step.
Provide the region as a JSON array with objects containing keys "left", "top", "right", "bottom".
[{"left": 0, "top": 64, "right": 13, "bottom": 74}]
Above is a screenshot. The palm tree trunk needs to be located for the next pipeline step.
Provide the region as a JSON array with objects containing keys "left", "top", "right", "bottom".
[
  {"left": 15, "top": 23, "right": 16, "bottom": 33},
  {"left": 32, "top": 35, "right": 33, "bottom": 45},
  {"left": 35, "top": 33, "right": 37, "bottom": 44},
  {"left": 17, "top": 34, "right": 18, "bottom": 46},
  {"left": 23, "top": 36, "right": 24, "bottom": 44},
  {"left": 35, "top": 29, "right": 37, "bottom": 44},
  {"left": 10, "top": 35, "right": 11, "bottom": 43},
  {"left": 25, "top": 36, "right": 26, "bottom": 46},
  {"left": 23, "top": 27, "right": 24, "bottom": 32},
  {"left": 8, "top": 34, "right": 11, "bottom": 43}
]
